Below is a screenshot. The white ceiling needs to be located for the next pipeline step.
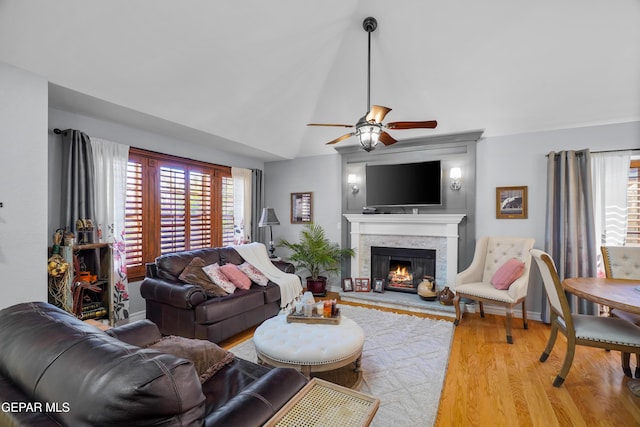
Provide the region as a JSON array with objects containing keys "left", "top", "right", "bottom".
[{"left": 1, "top": 1, "right": 639, "bottom": 161}]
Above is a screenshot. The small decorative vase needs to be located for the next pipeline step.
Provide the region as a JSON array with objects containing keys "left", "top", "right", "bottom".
[
  {"left": 438, "top": 286, "right": 455, "bottom": 306},
  {"left": 417, "top": 276, "right": 437, "bottom": 301}
]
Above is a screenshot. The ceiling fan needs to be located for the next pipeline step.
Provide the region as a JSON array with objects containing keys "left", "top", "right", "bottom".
[{"left": 308, "top": 17, "right": 438, "bottom": 152}]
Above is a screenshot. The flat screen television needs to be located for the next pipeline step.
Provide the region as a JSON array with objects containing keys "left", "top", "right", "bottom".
[{"left": 365, "top": 160, "right": 442, "bottom": 206}]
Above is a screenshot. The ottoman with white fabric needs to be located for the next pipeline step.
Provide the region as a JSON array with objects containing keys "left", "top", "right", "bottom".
[{"left": 253, "top": 314, "right": 365, "bottom": 384}]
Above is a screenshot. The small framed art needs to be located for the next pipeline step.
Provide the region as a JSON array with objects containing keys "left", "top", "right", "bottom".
[
  {"left": 373, "top": 278, "right": 384, "bottom": 293},
  {"left": 354, "top": 278, "right": 371, "bottom": 292},
  {"left": 496, "top": 186, "right": 528, "bottom": 219},
  {"left": 342, "top": 278, "right": 354, "bottom": 292},
  {"left": 291, "top": 192, "right": 313, "bottom": 224}
]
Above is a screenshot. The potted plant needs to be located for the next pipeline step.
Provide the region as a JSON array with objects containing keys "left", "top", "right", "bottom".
[{"left": 278, "top": 223, "right": 355, "bottom": 296}]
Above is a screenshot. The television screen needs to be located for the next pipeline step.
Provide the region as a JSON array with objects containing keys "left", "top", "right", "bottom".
[{"left": 365, "top": 161, "right": 442, "bottom": 206}]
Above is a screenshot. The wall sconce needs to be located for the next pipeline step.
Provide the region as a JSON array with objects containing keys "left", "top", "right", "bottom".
[
  {"left": 347, "top": 174, "right": 359, "bottom": 194},
  {"left": 449, "top": 167, "right": 462, "bottom": 190}
]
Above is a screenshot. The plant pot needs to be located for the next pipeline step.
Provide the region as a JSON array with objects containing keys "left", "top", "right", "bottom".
[{"left": 306, "top": 276, "right": 328, "bottom": 297}]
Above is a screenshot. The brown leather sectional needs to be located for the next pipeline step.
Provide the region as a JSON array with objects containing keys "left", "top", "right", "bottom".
[
  {"left": 140, "top": 246, "right": 294, "bottom": 343},
  {"left": 0, "top": 302, "right": 307, "bottom": 426}
]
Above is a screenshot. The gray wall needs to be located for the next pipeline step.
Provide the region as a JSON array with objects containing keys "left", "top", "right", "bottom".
[
  {"left": 0, "top": 62, "right": 49, "bottom": 309},
  {"left": 265, "top": 121, "right": 640, "bottom": 319}
]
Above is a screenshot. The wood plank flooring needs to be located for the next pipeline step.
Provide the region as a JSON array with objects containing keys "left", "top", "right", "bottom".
[{"left": 219, "top": 293, "right": 640, "bottom": 426}]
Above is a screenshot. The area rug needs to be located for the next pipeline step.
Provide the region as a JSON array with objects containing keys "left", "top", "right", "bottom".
[{"left": 228, "top": 305, "right": 454, "bottom": 427}]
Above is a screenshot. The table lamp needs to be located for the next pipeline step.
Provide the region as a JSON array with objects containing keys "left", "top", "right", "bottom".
[{"left": 259, "top": 207, "right": 280, "bottom": 258}]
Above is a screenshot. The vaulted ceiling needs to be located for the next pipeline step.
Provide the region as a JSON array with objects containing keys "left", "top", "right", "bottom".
[{"left": 1, "top": 1, "right": 638, "bottom": 161}]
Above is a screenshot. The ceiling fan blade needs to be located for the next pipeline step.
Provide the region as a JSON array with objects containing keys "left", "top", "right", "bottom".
[
  {"left": 385, "top": 120, "right": 438, "bottom": 130},
  {"left": 378, "top": 131, "right": 398, "bottom": 146},
  {"left": 365, "top": 105, "right": 392, "bottom": 124},
  {"left": 325, "top": 132, "right": 356, "bottom": 145},
  {"left": 307, "top": 123, "right": 354, "bottom": 128}
]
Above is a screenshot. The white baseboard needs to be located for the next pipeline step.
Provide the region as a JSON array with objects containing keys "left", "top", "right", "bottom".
[
  {"left": 465, "top": 302, "right": 542, "bottom": 323},
  {"left": 128, "top": 310, "right": 146, "bottom": 322}
]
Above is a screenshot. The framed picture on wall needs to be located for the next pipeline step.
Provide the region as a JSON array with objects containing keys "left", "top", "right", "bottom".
[
  {"left": 291, "top": 192, "right": 313, "bottom": 224},
  {"left": 496, "top": 186, "right": 528, "bottom": 219}
]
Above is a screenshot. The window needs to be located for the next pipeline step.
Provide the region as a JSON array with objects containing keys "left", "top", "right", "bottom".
[
  {"left": 124, "top": 148, "right": 233, "bottom": 280},
  {"left": 627, "top": 159, "right": 640, "bottom": 245}
]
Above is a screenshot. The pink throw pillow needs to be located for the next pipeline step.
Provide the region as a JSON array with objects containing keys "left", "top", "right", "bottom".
[
  {"left": 202, "top": 263, "right": 236, "bottom": 294},
  {"left": 237, "top": 262, "right": 269, "bottom": 286},
  {"left": 219, "top": 263, "right": 252, "bottom": 290},
  {"left": 491, "top": 258, "right": 525, "bottom": 290}
]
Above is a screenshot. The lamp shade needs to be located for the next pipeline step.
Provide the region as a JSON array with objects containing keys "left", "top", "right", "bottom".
[{"left": 259, "top": 207, "right": 280, "bottom": 226}]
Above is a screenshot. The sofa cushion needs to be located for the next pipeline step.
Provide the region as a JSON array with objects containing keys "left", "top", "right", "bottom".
[
  {"left": 195, "top": 288, "right": 265, "bottom": 324},
  {"left": 148, "top": 335, "right": 235, "bottom": 383},
  {"left": 203, "top": 263, "right": 237, "bottom": 294},
  {"left": 179, "top": 256, "right": 228, "bottom": 297},
  {"left": 156, "top": 248, "right": 222, "bottom": 281},
  {"left": 238, "top": 262, "right": 270, "bottom": 286},
  {"left": 220, "top": 263, "right": 252, "bottom": 290}
]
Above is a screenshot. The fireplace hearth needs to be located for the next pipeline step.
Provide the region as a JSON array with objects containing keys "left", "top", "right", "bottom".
[{"left": 371, "top": 246, "right": 436, "bottom": 293}]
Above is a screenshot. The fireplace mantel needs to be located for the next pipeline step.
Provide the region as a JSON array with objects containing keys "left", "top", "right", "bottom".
[{"left": 344, "top": 214, "right": 466, "bottom": 285}]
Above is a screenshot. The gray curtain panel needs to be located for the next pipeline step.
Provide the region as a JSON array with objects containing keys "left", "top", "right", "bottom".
[
  {"left": 542, "top": 149, "right": 598, "bottom": 322},
  {"left": 61, "top": 129, "right": 96, "bottom": 236},
  {"left": 251, "top": 168, "right": 265, "bottom": 244}
]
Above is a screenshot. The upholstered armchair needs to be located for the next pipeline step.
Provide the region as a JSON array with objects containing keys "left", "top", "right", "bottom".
[
  {"left": 453, "top": 236, "right": 535, "bottom": 344},
  {"left": 601, "top": 246, "right": 640, "bottom": 377}
]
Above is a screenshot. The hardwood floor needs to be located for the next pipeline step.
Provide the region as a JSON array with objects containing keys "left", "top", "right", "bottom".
[{"left": 220, "top": 293, "right": 640, "bottom": 426}]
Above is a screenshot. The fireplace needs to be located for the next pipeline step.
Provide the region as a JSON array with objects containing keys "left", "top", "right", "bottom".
[{"left": 371, "top": 246, "right": 436, "bottom": 293}]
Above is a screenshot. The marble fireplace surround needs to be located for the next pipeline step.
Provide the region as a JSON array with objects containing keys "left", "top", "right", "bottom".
[{"left": 343, "top": 214, "right": 466, "bottom": 288}]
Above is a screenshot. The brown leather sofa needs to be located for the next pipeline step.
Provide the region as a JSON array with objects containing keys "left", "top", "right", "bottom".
[
  {"left": 141, "top": 246, "right": 294, "bottom": 343},
  {"left": 0, "top": 302, "right": 307, "bottom": 426}
]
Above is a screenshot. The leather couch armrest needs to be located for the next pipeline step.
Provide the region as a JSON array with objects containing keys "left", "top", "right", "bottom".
[
  {"left": 140, "top": 278, "right": 207, "bottom": 309},
  {"left": 271, "top": 260, "right": 295, "bottom": 274},
  {"left": 106, "top": 319, "right": 163, "bottom": 347},
  {"left": 204, "top": 368, "right": 307, "bottom": 427}
]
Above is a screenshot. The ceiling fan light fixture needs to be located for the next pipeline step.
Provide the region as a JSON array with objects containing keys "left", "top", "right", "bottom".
[{"left": 358, "top": 124, "right": 381, "bottom": 152}]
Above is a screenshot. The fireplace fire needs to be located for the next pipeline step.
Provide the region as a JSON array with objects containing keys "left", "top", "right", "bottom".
[{"left": 370, "top": 246, "right": 436, "bottom": 293}]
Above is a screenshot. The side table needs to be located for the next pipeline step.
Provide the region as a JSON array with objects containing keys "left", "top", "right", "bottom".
[{"left": 264, "top": 378, "right": 379, "bottom": 427}]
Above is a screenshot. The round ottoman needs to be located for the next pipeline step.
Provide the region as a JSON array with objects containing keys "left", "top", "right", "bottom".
[{"left": 253, "top": 314, "right": 365, "bottom": 385}]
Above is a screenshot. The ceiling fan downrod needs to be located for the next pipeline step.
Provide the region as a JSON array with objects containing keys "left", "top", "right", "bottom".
[{"left": 363, "top": 17, "right": 377, "bottom": 114}]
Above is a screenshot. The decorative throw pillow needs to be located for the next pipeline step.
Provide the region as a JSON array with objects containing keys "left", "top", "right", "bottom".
[
  {"left": 147, "top": 335, "right": 235, "bottom": 383},
  {"left": 202, "top": 263, "right": 237, "bottom": 294},
  {"left": 178, "top": 257, "right": 228, "bottom": 297},
  {"left": 219, "top": 263, "right": 252, "bottom": 290},
  {"left": 237, "top": 262, "right": 269, "bottom": 286},
  {"left": 491, "top": 258, "right": 526, "bottom": 290}
]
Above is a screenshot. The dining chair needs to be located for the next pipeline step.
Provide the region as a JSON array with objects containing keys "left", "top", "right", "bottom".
[
  {"left": 601, "top": 246, "right": 640, "bottom": 377},
  {"left": 530, "top": 249, "right": 640, "bottom": 387},
  {"left": 453, "top": 236, "right": 535, "bottom": 344}
]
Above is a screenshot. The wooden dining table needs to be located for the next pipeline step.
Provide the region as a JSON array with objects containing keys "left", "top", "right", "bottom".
[
  {"left": 562, "top": 277, "right": 640, "bottom": 396},
  {"left": 562, "top": 277, "right": 640, "bottom": 315}
]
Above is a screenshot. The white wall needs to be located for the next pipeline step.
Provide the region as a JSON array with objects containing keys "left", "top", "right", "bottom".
[
  {"left": 264, "top": 154, "right": 343, "bottom": 288},
  {"left": 0, "top": 62, "right": 48, "bottom": 309}
]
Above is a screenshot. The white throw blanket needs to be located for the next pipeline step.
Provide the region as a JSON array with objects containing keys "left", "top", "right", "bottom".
[{"left": 233, "top": 242, "right": 302, "bottom": 309}]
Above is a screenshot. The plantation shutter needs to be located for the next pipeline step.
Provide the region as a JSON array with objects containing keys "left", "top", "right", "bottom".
[
  {"left": 627, "top": 160, "right": 640, "bottom": 245},
  {"left": 125, "top": 158, "right": 144, "bottom": 277},
  {"left": 160, "top": 166, "right": 187, "bottom": 254},
  {"left": 221, "top": 176, "right": 234, "bottom": 246},
  {"left": 189, "top": 170, "right": 212, "bottom": 249}
]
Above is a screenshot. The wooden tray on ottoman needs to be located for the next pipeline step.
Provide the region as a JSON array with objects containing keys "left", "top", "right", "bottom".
[
  {"left": 264, "top": 378, "right": 379, "bottom": 427},
  {"left": 286, "top": 308, "right": 341, "bottom": 325}
]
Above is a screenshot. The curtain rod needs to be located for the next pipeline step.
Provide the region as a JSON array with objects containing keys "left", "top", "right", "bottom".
[{"left": 546, "top": 148, "right": 640, "bottom": 157}]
